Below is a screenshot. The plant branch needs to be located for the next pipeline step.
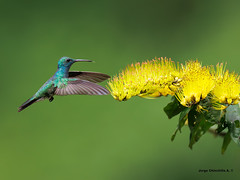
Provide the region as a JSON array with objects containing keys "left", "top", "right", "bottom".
[{"left": 208, "top": 129, "right": 226, "bottom": 137}]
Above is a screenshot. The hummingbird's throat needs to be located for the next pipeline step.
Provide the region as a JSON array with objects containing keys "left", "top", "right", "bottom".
[{"left": 55, "top": 66, "right": 71, "bottom": 78}]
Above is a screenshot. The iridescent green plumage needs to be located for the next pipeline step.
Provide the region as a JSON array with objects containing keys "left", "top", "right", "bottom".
[{"left": 18, "top": 57, "right": 110, "bottom": 112}]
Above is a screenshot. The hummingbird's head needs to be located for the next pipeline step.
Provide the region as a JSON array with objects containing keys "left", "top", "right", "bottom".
[{"left": 58, "top": 57, "right": 92, "bottom": 68}]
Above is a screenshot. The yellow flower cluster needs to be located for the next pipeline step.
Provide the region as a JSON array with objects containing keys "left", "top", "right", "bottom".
[
  {"left": 212, "top": 63, "right": 240, "bottom": 105},
  {"left": 108, "top": 58, "right": 240, "bottom": 107},
  {"left": 175, "top": 61, "right": 215, "bottom": 107},
  {"left": 108, "top": 57, "right": 179, "bottom": 101}
]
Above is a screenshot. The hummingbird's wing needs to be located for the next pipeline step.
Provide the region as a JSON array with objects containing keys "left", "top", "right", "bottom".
[
  {"left": 68, "top": 71, "right": 110, "bottom": 83},
  {"left": 54, "top": 79, "right": 109, "bottom": 96}
]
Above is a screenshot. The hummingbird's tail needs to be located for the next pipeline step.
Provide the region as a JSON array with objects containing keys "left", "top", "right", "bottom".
[{"left": 18, "top": 97, "right": 38, "bottom": 112}]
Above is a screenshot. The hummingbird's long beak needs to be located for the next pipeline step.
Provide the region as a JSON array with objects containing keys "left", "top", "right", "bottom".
[{"left": 74, "top": 59, "right": 93, "bottom": 62}]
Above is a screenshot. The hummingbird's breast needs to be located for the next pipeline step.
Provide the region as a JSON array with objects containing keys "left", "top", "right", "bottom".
[
  {"left": 47, "top": 84, "right": 57, "bottom": 96},
  {"left": 53, "top": 78, "right": 69, "bottom": 89}
]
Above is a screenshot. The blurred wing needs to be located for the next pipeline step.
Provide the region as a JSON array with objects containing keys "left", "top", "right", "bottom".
[
  {"left": 55, "top": 79, "right": 109, "bottom": 96},
  {"left": 68, "top": 71, "right": 110, "bottom": 83}
]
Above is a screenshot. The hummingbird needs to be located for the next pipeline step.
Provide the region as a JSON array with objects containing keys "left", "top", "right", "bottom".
[{"left": 18, "top": 57, "right": 110, "bottom": 112}]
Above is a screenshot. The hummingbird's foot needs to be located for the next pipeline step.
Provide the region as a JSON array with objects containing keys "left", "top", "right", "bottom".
[{"left": 49, "top": 97, "right": 54, "bottom": 102}]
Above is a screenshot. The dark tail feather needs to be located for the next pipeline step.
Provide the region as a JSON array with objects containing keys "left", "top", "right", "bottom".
[{"left": 18, "top": 98, "right": 38, "bottom": 112}]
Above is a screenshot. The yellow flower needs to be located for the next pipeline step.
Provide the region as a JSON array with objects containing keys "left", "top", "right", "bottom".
[
  {"left": 211, "top": 63, "right": 240, "bottom": 105},
  {"left": 175, "top": 60, "right": 215, "bottom": 107},
  {"left": 108, "top": 58, "right": 240, "bottom": 106},
  {"left": 108, "top": 57, "right": 180, "bottom": 101}
]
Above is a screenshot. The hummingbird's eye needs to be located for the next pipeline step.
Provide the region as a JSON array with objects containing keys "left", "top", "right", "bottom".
[{"left": 66, "top": 59, "right": 71, "bottom": 62}]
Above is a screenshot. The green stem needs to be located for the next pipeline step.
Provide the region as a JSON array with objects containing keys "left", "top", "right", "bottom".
[{"left": 208, "top": 129, "right": 226, "bottom": 137}]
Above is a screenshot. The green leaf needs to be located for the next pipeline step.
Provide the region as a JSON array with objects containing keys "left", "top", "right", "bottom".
[
  {"left": 216, "top": 113, "right": 227, "bottom": 134},
  {"left": 221, "top": 131, "right": 231, "bottom": 154},
  {"left": 164, "top": 97, "right": 186, "bottom": 119},
  {"left": 199, "top": 96, "right": 225, "bottom": 124},
  {"left": 197, "top": 95, "right": 227, "bottom": 134},
  {"left": 179, "top": 108, "right": 191, "bottom": 132},
  {"left": 229, "top": 122, "right": 240, "bottom": 146},
  {"left": 171, "top": 128, "right": 178, "bottom": 141},
  {"left": 225, "top": 104, "right": 240, "bottom": 123},
  {"left": 225, "top": 104, "right": 240, "bottom": 146},
  {"left": 188, "top": 107, "right": 214, "bottom": 149},
  {"left": 203, "top": 107, "right": 223, "bottom": 123},
  {"left": 188, "top": 106, "right": 198, "bottom": 131},
  {"left": 171, "top": 108, "right": 191, "bottom": 141}
]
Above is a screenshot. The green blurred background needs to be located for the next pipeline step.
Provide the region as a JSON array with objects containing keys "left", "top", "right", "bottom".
[{"left": 1, "top": 0, "right": 240, "bottom": 179}]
